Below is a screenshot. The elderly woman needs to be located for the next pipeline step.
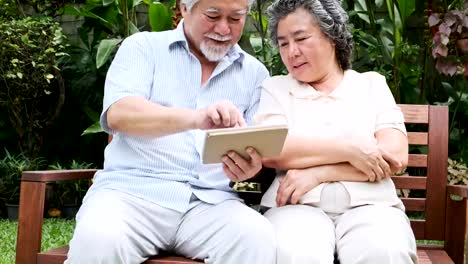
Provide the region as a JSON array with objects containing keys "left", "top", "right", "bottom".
[{"left": 254, "top": 0, "right": 418, "bottom": 263}]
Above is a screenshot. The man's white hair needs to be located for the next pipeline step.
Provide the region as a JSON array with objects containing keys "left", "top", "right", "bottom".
[{"left": 180, "top": 0, "right": 254, "bottom": 12}]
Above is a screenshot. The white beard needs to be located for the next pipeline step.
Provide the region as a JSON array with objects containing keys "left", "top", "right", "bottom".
[{"left": 200, "top": 33, "right": 233, "bottom": 62}]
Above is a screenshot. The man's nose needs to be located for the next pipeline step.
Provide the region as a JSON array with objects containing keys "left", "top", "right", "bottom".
[{"left": 214, "top": 19, "right": 231, "bottom": 36}]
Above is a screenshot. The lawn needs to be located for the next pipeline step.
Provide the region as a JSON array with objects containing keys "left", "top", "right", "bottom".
[{"left": 0, "top": 219, "right": 75, "bottom": 264}]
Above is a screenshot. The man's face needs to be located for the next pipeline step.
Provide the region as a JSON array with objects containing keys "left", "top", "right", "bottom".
[{"left": 181, "top": 0, "right": 248, "bottom": 62}]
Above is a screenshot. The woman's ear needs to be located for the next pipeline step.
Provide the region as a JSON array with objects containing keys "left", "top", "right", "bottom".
[{"left": 180, "top": 3, "right": 188, "bottom": 17}]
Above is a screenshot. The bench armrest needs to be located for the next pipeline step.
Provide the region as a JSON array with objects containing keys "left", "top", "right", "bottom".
[
  {"left": 22, "top": 169, "right": 97, "bottom": 182},
  {"left": 447, "top": 184, "right": 468, "bottom": 199}
]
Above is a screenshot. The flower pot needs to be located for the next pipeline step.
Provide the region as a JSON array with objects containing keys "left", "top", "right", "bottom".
[
  {"left": 62, "top": 204, "right": 80, "bottom": 219},
  {"left": 5, "top": 203, "right": 19, "bottom": 220}
]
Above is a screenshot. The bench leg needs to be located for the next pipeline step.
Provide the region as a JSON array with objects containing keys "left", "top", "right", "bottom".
[
  {"left": 15, "top": 181, "right": 47, "bottom": 264},
  {"left": 445, "top": 194, "right": 467, "bottom": 264}
]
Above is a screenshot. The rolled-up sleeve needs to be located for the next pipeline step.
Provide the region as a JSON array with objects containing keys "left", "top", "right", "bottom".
[
  {"left": 371, "top": 73, "right": 407, "bottom": 135},
  {"left": 100, "top": 33, "right": 155, "bottom": 134},
  {"left": 254, "top": 79, "right": 288, "bottom": 126}
]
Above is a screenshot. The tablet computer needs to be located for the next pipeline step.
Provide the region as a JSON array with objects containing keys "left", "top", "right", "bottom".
[{"left": 202, "top": 124, "right": 288, "bottom": 164}]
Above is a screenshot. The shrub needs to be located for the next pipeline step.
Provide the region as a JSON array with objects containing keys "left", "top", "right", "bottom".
[{"left": 0, "top": 16, "right": 68, "bottom": 158}]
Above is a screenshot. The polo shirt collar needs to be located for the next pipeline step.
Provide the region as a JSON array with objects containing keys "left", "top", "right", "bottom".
[{"left": 288, "top": 70, "right": 352, "bottom": 99}]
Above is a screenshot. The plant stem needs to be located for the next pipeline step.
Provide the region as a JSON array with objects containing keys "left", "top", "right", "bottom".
[
  {"left": 122, "top": 0, "right": 129, "bottom": 37},
  {"left": 256, "top": 0, "right": 266, "bottom": 63}
]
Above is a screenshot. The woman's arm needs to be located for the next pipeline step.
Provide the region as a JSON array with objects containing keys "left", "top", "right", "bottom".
[
  {"left": 375, "top": 127, "right": 408, "bottom": 173},
  {"left": 262, "top": 135, "right": 352, "bottom": 169},
  {"left": 276, "top": 162, "right": 370, "bottom": 206}
]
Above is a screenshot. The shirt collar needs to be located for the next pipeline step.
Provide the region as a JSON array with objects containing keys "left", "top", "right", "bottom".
[
  {"left": 288, "top": 70, "right": 351, "bottom": 100},
  {"left": 168, "top": 20, "right": 245, "bottom": 64}
]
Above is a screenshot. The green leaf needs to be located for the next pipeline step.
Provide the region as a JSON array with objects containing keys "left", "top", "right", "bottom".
[
  {"left": 354, "top": 0, "right": 370, "bottom": 24},
  {"left": 132, "top": 0, "right": 143, "bottom": 8},
  {"left": 96, "top": 38, "right": 122, "bottom": 69},
  {"left": 148, "top": 2, "right": 171, "bottom": 32},
  {"left": 81, "top": 121, "right": 104, "bottom": 135},
  {"left": 129, "top": 21, "right": 139, "bottom": 35},
  {"left": 103, "top": 0, "right": 115, "bottom": 6},
  {"left": 396, "top": 0, "right": 415, "bottom": 26}
]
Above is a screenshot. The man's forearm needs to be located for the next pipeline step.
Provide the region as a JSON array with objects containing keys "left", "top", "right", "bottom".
[{"left": 107, "top": 96, "right": 197, "bottom": 137}]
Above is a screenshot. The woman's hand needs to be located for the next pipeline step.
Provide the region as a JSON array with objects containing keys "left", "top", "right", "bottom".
[
  {"left": 276, "top": 167, "right": 322, "bottom": 207},
  {"left": 347, "top": 140, "right": 401, "bottom": 182}
]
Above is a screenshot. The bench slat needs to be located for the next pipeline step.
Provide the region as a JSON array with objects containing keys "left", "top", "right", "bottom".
[
  {"left": 408, "top": 154, "right": 428, "bottom": 167},
  {"left": 392, "top": 175, "right": 426, "bottom": 190},
  {"left": 400, "top": 104, "right": 429, "bottom": 124},
  {"left": 402, "top": 198, "right": 426, "bottom": 211},
  {"left": 37, "top": 244, "right": 453, "bottom": 264},
  {"left": 37, "top": 246, "right": 202, "bottom": 264},
  {"left": 410, "top": 219, "right": 425, "bottom": 239},
  {"left": 408, "top": 132, "right": 428, "bottom": 145}
]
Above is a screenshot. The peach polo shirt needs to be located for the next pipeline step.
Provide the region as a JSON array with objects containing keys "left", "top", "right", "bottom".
[{"left": 255, "top": 70, "right": 406, "bottom": 210}]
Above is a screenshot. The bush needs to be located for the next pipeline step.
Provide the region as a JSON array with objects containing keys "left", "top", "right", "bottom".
[
  {"left": 0, "top": 149, "right": 45, "bottom": 204},
  {"left": 0, "top": 16, "right": 68, "bottom": 158},
  {"left": 447, "top": 158, "right": 468, "bottom": 185}
]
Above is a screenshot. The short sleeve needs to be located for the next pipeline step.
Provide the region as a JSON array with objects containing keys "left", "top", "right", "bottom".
[
  {"left": 254, "top": 79, "right": 288, "bottom": 126},
  {"left": 244, "top": 64, "right": 270, "bottom": 125},
  {"left": 370, "top": 73, "right": 407, "bottom": 135},
  {"left": 100, "top": 33, "right": 155, "bottom": 134}
]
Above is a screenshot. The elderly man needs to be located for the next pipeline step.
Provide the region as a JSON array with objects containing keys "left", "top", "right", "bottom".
[{"left": 64, "top": 0, "right": 276, "bottom": 263}]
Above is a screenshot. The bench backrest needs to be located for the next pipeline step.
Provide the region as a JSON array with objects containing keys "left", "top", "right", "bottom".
[{"left": 396, "top": 104, "right": 449, "bottom": 241}]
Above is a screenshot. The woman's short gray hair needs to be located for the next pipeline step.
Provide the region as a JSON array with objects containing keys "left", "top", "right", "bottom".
[
  {"left": 181, "top": 0, "right": 255, "bottom": 12},
  {"left": 267, "top": 0, "right": 353, "bottom": 70}
]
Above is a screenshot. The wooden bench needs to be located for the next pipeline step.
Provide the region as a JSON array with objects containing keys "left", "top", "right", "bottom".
[{"left": 15, "top": 104, "right": 468, "bottom": 264}]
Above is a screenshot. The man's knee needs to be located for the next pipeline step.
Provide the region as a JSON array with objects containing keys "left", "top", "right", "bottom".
[
  {"left": 66, "top": 218, "right": 133, "bottom": 263},
  {"left": 212, "top": 208, "right": 276, "bottom": 263},
  {"left": 231, "top": 211, "right": 276, "bottom": 249}
]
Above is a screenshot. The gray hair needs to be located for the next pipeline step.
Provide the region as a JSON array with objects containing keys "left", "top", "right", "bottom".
[
  {"left": 267, "top": 0, "right": 353, "bottom": 70},
  {"left": 181, "top": 0, "right": 255, "bottom": 12}
]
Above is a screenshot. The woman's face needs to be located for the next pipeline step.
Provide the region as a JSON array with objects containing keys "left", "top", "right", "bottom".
[{"left": 277, "top": 8, "right": 340, "bottom": 83}]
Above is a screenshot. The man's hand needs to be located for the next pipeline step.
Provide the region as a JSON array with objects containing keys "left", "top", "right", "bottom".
[
  {"left": 347, "top": 140, "right": 401, "bottom": 182},
  {"left": 276, "top": 167, "right": 322, "bottom": 207},
  {"left": 222, "top": 147, "right": 262, "bottom": 182},
  {"left": 195, "top": 100, "right": 246, "bottom": 129}
]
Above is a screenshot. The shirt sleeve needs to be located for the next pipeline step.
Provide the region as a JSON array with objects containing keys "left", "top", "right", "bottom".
[
  {"left": 100, "top": 33, "right": 155, "bottom": 134},
  {"left": 370, "top": 73, "right": 407, "bottom": 135},
  {"left": 243, "top": 64, "right": 270, "bottom": 125},
  {"left": 254, "top": 78, "right": 288, "bottom": 126}
]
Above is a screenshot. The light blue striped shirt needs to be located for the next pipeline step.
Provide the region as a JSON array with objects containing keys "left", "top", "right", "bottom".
[{"left": 89, "top": 21, "right": 269, "bottom": 213}]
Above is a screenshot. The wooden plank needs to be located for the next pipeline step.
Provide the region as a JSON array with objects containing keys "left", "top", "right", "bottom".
[
  {"left": 37, "top": 246, "right": 203, "bottom": 264},
  {"left": 416, "top": 249, "right": 431, "bottom": 264},
  {"left": 425, "top": 249, "right": 454, "bottom": 264},
  {"left": 444, "top": 195, "right": 467, "bottom": 264},
  {"left": 408, "top": 154, "right": 428, "bottom": 167},
  {"left": 399, "top": 104, "right": 429, "bottom": 124},
  {"left": 16, "top": 181, "right": 47, "bottom": 264},
  {"left": 391, "top": 175, "right": 426, "bottom": 190},
  {"left": 408, "top": 132, "right": 428, "bottom": 145},
  {"left": 22, "top": 169, "right": 97, "bottom": 182},
  {"left": 425, "top": 106, "right": 449, "bottom": 240},
  {"left": 410, "top": 219, "right": 425, "bottom": 239},
  {"left": 402, "top": 198, "right": 426, "bottom": 211},
  {"left": 447, "top": 185, "right": 468, "bottom": 198}
]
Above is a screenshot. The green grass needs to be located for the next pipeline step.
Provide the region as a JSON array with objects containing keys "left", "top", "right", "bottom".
[{"left": 0, "top": 218, "right": 75, "bottom": 264}]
